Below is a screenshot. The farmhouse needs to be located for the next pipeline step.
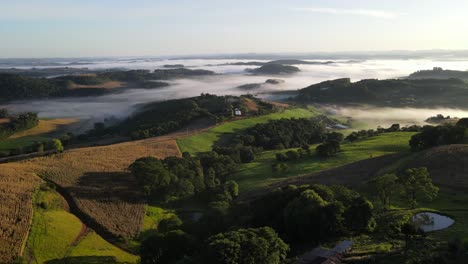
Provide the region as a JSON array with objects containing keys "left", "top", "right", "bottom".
[{"left": 296, "top": 240, "right": 353, "bottom": 264}]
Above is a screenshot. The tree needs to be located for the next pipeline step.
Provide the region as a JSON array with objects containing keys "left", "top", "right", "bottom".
[
  {"left": 224, "top": 180, "right": 239, "bottom": 199},
  {"left": 344, "top": 197, "right": 375, "bottom": 232},
  {"left": 140, "top": 230, "right": 195, "bottom": 264},
  {"left": 239, "top": 147, "right": 255, "bottom": 163},
  {"left": 398, "top": 167, "right": 439, "bottom": 209},
  {"left": 129, "top": 157, "right": 173, "bottom": 196},
  {"left": 283, "top": 189, "right": 338, "bottom": 242},
  {"left": 206, "top": 227, "right": 289, "bottom": 264},
  {"left": 367, "top": 174, "right": 399, "bottom": 209},
  {"left": 316, "top": 141, "right": 340, "bottom": 158},
  {"left": 52, "top": 139, "right": 64, "bottom": 153},
  {"left": 326, "top": 132, "right": 344, "bottom": 142},
  {"left": 158, "top": 216, "right": 183, "bottom": 233}
]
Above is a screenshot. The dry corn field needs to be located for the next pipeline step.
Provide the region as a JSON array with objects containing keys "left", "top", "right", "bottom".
[
  {"left": 0, "top": 164, "right": 41, "bottom": 263},
  {"left": 0, "top": 134, "right": 181, "bottom": 262}
]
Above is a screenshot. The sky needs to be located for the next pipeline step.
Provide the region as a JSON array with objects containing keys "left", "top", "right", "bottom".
[{"left": 1, "top": 0, "right": 468, "bottom": 58}]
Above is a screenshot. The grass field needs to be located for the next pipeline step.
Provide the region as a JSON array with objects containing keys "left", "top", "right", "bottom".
[
  {"left": 25, "top": 187, "right": 138, "bottom": 263},
  {"left": 0, "top": 118, "right": 79, "bottom": 152},
  {"left": 233, "top": 132, "right": 416, "bottom": 193},
  {"left": 177, "top": 107, "right": 322, "bottom": 153}
]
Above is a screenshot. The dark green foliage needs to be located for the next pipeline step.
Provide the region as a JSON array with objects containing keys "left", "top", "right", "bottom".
[
  {"left": 398, "top": 167, "right": 439, "bottom": 208},
  {"left": 158, "top": 215, "right": 183, "bottom": 233},
  {"left": 344, "top": 197, "right": 376, "bottom": 232},
  {"left": 140, "top": 230, "right": 195, "bottom": 264},
  {"left": 326, "top": 132, "right": 344, "bottom": 142},
  {"left": 129, "top": 153, "right": 238, "bottom": 201},
  {"left": 117, "top": 94, "right": 271, "bottom": 140},
  {"left": 297, "top": 77, "right": 468, "bottom": 107},
  {"left": 205, "top": 227, "right": 289, "bottom": 264},
  {"left": 316, "top": 140, "right": 340, "bottom": 158},
  {"left": 99, "top": 68, "right": 214, "bottom": 82},
  {"left": 140, "top": 81, "right": 170, "bottom": 89},
  {"left": 456, "top": 118, "right": 468, "bottom": 128},
  {"left": 241, "top": 118, "right": 326, "bottom": 149},
  {"left": 246, "top": 63, "right": 300, "bottom": 75},
  {"left": 0, "top": 112, "right": 39, "bottom": 140},
  {"left": 283, "top": 189, "right": 343, "bottom": 242},
  {"left": 409, "top": 124, "right": 466, "bottom": 150},
  {"left": 0, "top": 108, "right": 8, "bottom": 118},
  {"left": 247, "top": 184, "right": 374, "bottom": 243},
  {"left": 0, "top": 73, "right": 65, "bottom": 99},
  {"left": 367, "top": 174, "right": 399, "bottom": 209},
  {"left": 408, "top": 68, "right": 468, "bottom": 81}
]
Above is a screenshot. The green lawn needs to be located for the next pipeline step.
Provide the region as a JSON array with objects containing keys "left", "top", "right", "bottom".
[
  {"left": 177, "top": 107, "right": 321, "bottom": 153},
  {"left": 233, "top": 132, "right": 416, "bottom": 193},
  {"left": 0, "top": 135, "right": 49, "bottom": 152},
  {"left": 68, "top": 232, "right": 138, "bottom": 263},
  {"left": 24, "top": 186, "right": 139, "bottom": 263}
]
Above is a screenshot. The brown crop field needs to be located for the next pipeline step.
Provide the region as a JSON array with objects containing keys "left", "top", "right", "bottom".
[
  {"left": 0, "top": 134, "right": 181, "bottom": 261},
  {"left": 10, "top": 118, "right": 80, "bottom": 139},
  {"left": 69, "top": 81, "right": 125, "bottom": 90},
  {"left": 0, "top": 164, "right": 41, "bottom": 263}
]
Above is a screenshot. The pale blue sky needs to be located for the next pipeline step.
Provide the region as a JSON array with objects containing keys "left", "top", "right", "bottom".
[{"left": 1, "top": 0, "right": 467, "bottom": 58}]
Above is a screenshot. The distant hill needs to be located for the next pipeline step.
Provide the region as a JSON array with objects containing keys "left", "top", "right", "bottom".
[
  {"left": 295, "top": 77, "right": 468, "bottom": 107},
  {"left": 408, "top": 67, "right": 468, "bottom": 80},
  {"left": 0, "top": 68, "right": 214, "bottom": 101},
  {"left": 246, "top": 64, "right": 300, "bottom": 75},
  {"left": 224, "top": 59, "right": 333, "bottom": 66}
]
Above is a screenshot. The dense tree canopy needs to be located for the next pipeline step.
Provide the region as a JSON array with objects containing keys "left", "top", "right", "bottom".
[{"left": 206, "top": 227, "right": 289, "bottom": 264}]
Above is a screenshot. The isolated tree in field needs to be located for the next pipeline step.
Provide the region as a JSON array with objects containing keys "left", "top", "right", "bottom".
[
  {"left": 206, "top": 227, "right": 289, "bottom": 264},
  {"left": 316, "top": 140, "right": 340, "bottom": 158},
  {"left": 398, "top": 167, "right": 439, "bottom": 209},
  {"left": 52, "top": 139, "right": 63, "bottom": 153},
  {"left": 368, "top": 173, "right": 399, "bottom": 209}
]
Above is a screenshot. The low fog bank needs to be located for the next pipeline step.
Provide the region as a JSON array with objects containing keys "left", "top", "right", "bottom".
[
  {"left": 326, "top": 106, "right": 468, "bottom": 129},
  {"left": 2, "top": 58, "right": 468, "bottom": 129}
]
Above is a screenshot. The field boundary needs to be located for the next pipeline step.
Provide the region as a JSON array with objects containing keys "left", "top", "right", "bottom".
[{"left": 35, "top": 176, "right": 138, "bottom": 255}]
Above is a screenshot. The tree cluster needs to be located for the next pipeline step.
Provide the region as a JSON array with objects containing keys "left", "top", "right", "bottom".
[
  {"left": 247, "top": 184, "right": 375, "bottom": 243},
  {"left": 409, "top": 124, "right": 466, "bottom": 151},
  {"left": 0, "top": 112, "right": 39, "bottom": 140},
  {"left": 239, "top": 118, "right": 327, "bottom": 150},
  {"left": 129, "top": 152, "right": 238, "bottom": 201}
]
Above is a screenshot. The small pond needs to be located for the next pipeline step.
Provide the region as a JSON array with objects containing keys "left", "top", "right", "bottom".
[{"left": 412, "top": 212, "right": 455, "bottom": 232}]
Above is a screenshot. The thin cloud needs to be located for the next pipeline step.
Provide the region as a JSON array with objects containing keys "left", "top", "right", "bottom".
[{"left": 293, "top": 7, "right": 400, "bottom": 19}]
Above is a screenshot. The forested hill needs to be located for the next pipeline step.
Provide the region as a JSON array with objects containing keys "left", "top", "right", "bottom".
[
  {"left": 295, "top": 78, "right": 468, "bottom": 107},
  {"left": 408, "top": 67, "right": 468, "bottom": 81},
  {"left": 0, "top": 68, "right": 215, "bottom": 101}
]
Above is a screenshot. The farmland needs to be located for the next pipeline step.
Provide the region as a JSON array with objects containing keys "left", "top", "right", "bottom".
[
  {"left": 0, "top": 133, "right": 181, "bottom": 261},
  {"left": 177, "top": 107, "right": 322, "bottom": 153},
  {"left": 24, "top": 184, "right": 138, "bottom": 263},
  {"left": 0, "top": 164, "right": 41, "bottom": 263},
  {"left": 235, "top": 132, "right": 416, "bottom": 194},
  {"left": 0, "top": 118, "right": 79, "bottom": 153}
]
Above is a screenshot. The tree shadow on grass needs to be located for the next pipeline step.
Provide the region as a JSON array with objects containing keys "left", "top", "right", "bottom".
[{"left": 45, "top": 256, "right": 118, "bottom": 264}]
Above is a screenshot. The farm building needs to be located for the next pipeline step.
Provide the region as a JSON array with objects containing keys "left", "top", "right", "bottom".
[
  {"left": 296, "top": 240, "right": 353, "bottom": 264},
  {"left": 234, "top": 108, "right": 242, "bottom": 116}
]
